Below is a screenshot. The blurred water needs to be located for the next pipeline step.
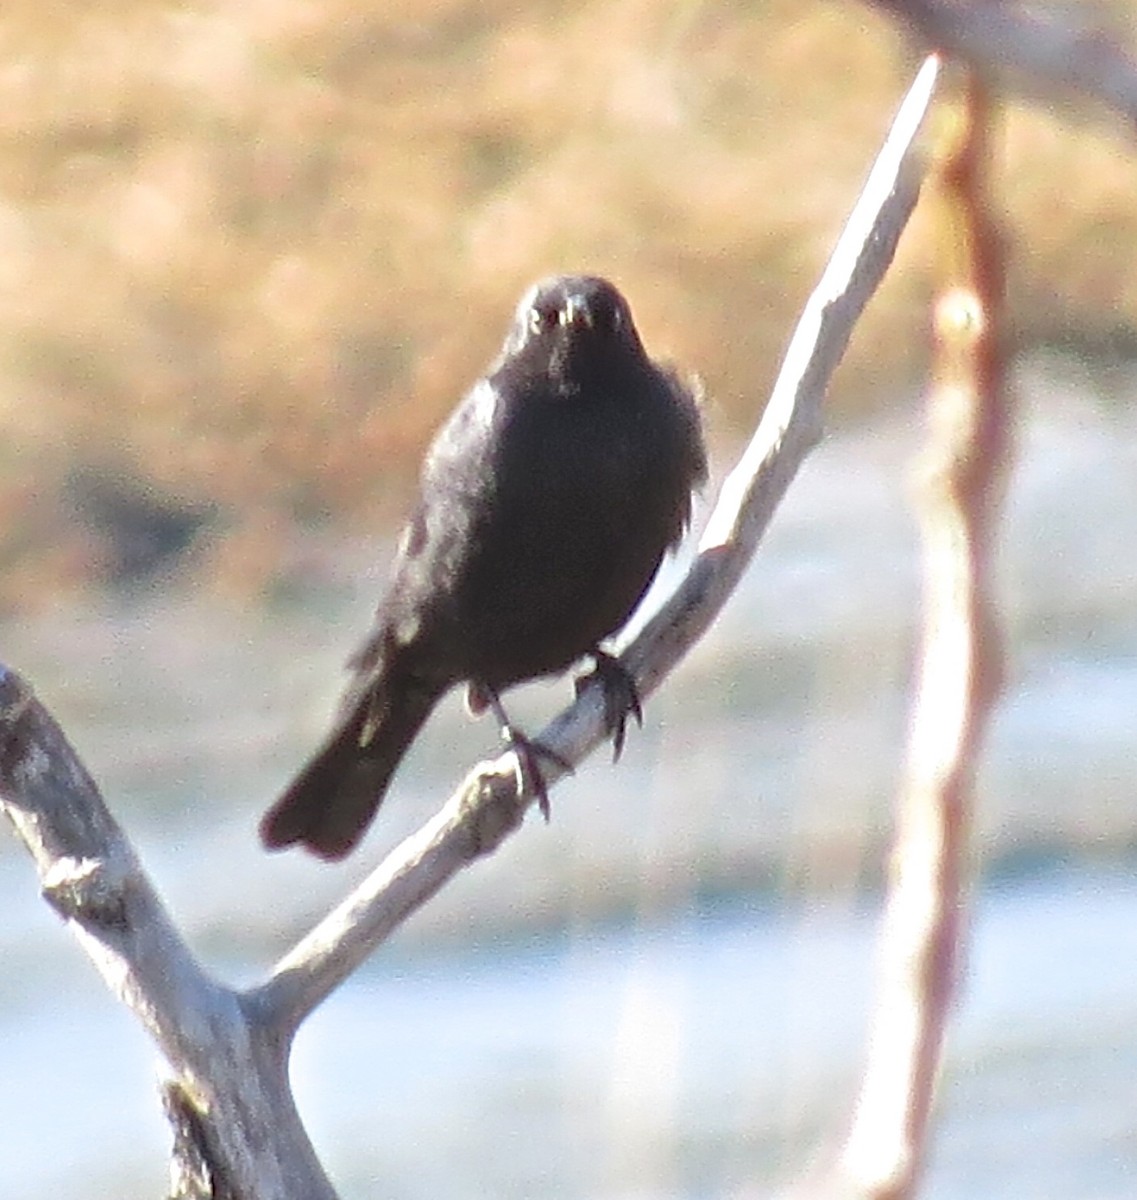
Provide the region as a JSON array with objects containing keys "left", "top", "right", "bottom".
[
  {"left": 1, "top": 354, "right": 1136, "bottom": 1196},
  {"left": 1, "top": 870, "right": 1135, "bottom": 1199}
]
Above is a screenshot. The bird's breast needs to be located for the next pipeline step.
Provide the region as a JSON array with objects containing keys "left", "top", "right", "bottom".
[{"left": 439, "top": 385, "right": 689, "bottom": 683}]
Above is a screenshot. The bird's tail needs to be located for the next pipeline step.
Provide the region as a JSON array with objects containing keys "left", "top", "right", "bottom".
[{"left": 260, "top": 681, "right": 444, "bottom": 860}]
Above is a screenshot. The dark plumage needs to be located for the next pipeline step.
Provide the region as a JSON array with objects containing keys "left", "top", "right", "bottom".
[{"left": 261, "top": 275, "right": 706, "bottom": 859}]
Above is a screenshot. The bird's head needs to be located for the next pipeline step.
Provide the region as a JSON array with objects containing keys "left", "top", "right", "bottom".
[{"left": 497, "top": 275, "right": 647, "bottom": 393}]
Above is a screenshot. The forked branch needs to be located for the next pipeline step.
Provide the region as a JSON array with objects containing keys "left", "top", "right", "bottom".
[{"left": 0, "top": 57, "right": 940, "bottom": 1199}]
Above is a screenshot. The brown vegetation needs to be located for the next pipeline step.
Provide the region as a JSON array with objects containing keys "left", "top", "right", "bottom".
[{"left": 0, "top": 1, "right": 1133, "bottom": 603}]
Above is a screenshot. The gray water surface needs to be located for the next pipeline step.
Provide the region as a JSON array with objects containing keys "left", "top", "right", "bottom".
[
  {"left": 1, "top": 871, "right": 1135, "bottom": 1199},
  {"left": 1, "top": 357, "right": 1135, "bottom": 1197}
]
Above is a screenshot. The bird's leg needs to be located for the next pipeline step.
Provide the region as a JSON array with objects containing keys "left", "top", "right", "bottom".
[
  {"left": 574, "top": 648, "right": 643, "bottom": 762},
  {"left": 474, "top": 684, "right": 573, "bottom": 821}
]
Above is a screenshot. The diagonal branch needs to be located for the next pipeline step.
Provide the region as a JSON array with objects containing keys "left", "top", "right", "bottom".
[
  {"left": 251, "top": 55, "right": 944, "bottom": 1036},
  {"left": 1, "top": 55, "right": 942, "bottom": 1198}
]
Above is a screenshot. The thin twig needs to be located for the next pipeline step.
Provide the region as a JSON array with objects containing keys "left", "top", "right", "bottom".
[{"left": 795, "top": 73, "right": 1011, "bottom": 1200}]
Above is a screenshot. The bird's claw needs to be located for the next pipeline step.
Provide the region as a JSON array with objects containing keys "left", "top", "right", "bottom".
[
  {"left": 504, "top": 729, "right": 572, "bottom": 821},
  {"left": 575, "top": 649, "right": 643, "bottom": 761},
  {"left": 481, "top": 686, "right": 572, "bottom": 820}
]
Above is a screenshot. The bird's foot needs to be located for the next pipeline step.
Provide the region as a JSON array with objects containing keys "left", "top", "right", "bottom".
[
  {"left": 575, "top": 649, "right": 643, "bottom": 762},
  {"left": 479, "top": 686, "right": 572, "bottom": 821}
]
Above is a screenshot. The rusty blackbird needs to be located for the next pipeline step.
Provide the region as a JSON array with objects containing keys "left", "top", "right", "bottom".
[{"left": 261, "top": 275, "right": 706, "bottom": 859}]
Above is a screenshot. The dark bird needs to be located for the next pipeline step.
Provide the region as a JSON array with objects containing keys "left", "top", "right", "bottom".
[{"left": 261, "top": 274, "right": 706, "bottom": 859}]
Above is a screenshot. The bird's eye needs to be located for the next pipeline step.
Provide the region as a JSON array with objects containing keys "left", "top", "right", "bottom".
[
  {"left": 528, "top": 301, "right": 560, "bottom": 335},
  {"left": 586, "top": 292, "right": 623, "bottom": 334},
  {"left": 601, "top": 299, "right": 623, "bottom": 332}
]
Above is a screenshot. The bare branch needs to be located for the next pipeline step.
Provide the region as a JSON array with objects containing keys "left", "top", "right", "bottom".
[
  {"left": 248, "top": 761, "right": 529, "bottom": 1034},
  {"left": 0, "top": 668, "right": 337, "bottom": 1200},
  {"left": 3, "top": 55, "right": 944, "bottom": 1197},
  {"left": 252, "top": 55, "right": 943, "bottom": 1035},
  {"left": 867, "top": 0, "right": 1137, "bottom": 127}
]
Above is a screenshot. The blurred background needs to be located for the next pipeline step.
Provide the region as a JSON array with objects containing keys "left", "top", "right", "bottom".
[{"left": 1, "top": 2, "right": 1136, "bottom": 1197}]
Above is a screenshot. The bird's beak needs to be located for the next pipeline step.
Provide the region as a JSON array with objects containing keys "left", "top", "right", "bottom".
[{"left": 561, "top": 295, "right": 593, "bottom": 329}]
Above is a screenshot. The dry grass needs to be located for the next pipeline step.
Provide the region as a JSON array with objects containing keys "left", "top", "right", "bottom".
[{"left": 0, "top": 1, "right": 1133, "bottom": 603}]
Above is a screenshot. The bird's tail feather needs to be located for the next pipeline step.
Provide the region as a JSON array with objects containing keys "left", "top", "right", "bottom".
[{"left": 260, "top": 682, "right": 443, "bottom": 860}]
